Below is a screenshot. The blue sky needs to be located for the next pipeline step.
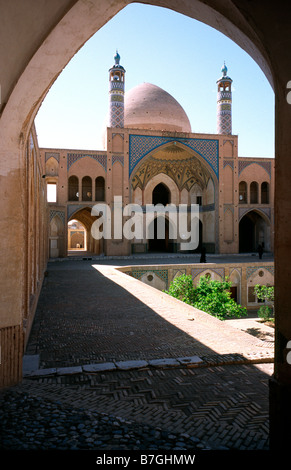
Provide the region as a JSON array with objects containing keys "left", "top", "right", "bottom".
[{"left": 35, "top": 3, "right": 274, "bottom": 158}]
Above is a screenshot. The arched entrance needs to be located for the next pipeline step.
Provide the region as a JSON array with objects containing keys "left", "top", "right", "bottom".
[
  {"left": 148, "top": 216, "right": 173, "bottom": 252},
  {"left": 68, "top": 207, "right": 102, "bottom": 255},
  {"left": 152, "top": 182, "right": 170, "bottom": 206},
  {"left": 68, "top": 219, "right": 87, "bottom": 251},
  {"left": 239, "top": 210, "right": 270, "bottom": 253},
  {"left": 148, "top": 182, "right": 173, "bottom": 252}
]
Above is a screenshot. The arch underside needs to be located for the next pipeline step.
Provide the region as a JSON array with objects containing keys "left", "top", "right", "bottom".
[{"left": 131, "top": 143, "right": 214, "bottom": 192}]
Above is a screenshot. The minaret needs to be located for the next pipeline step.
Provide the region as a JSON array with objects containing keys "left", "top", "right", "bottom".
[
  {"left": 216, "top": 63, "right": 232, "bottom": 134},
  {"left": 108, "top": 51, "right": 125, "bottom": 128}
]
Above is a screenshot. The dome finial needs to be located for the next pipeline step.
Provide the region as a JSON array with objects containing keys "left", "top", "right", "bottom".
[
  {"left": 114, "top": 50, "right": 120, "bottom": 65},
  {"left": 221, "top": 61, "right": 228, "bottom": 77}
]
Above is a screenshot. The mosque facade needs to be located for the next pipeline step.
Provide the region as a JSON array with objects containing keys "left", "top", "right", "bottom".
[{"left": 41, "top": 53, "right": 274, "bottom": 259}]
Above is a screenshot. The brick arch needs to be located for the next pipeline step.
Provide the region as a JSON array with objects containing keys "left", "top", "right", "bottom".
[{"left": 144, "top": 173, "right": 179, "bottom": 205}]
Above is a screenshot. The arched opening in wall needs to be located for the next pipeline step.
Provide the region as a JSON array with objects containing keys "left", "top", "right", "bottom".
[
  {"left": 152, "top": 183, "right": 170, "bottom": 206},
  {"left": 68, "top": 176, "right": 79, "bottom": 201},
  {"left": 239, "top": 210, "right": 270, "bottom": 253},
  {"left": 250, "top": 181, "right": 259, "bottom": 204},
  {"left": 261, "top": 182, "right": 270, "bottom": 204},
  {"left": 49, "top": 215, "right": 64, "bottom": 258},
  {"left": 67, "top": 219, "right": 87, "bottom": 251},
  {"left": 82, "top": 176, "right": 92, "bottom": 201},
  {"left": 239, "top": 181, "right": 247, "bottom": 204},
  {"left": 68, "top": 207, "right": 102, "bottom": 256},
  {"left": 0, "top": 2, "right": 280, "bottom": 428},
  {"left": 148, "top": 216, "right": 173, "bottom": 253},
  {"left": 95, "top": 176, "right": 105, "bottom": 201}
]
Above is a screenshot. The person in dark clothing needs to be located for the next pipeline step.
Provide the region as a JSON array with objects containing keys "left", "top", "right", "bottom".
[
  {"left": 258, "top": 243, "right": 263, "bottom": 259},
  {"left": 200, "top": 246, "right": 206, "bottom": 263}
]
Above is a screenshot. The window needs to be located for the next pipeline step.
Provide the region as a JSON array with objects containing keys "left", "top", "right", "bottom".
[
  {"left": 95, "top": 176, "right": 105, "bottom": 201},
  {"left": 82, "top": 176, "right": 92, "bottom": 201},
  {"left": 239, "top": 181, "right": 247, "bottom": 203},
  {"left": 196, "top": 196, "right": 202, "bottom": 206},
  {"left": 261, "top": 182, "right": 269, "bottom": 204},
  {"left": 47, "top": 183, "right": 57, "bottom": 203},
  {"left": 248, "top": 286, "right": 256, "bottom": 303},
  {"left": 68, "top": 176, "right": 79, "bottom": 201},
  {"left": 250, "top": 181, "right": 258, "bottom": 204}
]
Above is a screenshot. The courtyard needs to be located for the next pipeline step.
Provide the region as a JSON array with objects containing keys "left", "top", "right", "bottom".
[{"left": 1, "top": 254, "right": 274, "bottom": 452}]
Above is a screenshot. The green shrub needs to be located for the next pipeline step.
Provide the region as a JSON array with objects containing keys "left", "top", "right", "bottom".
[
  {"left": 254, "top": 284, "right": 274, "bottom": 321},
  {"left": 164, "top": 274, "right": 247, "bottom": 320},
  {"left": 164, "top": 274, "right": 196, "bottom": 305},
  {"left": 258, "top": 305, "right": 273, "bottom": 322}
]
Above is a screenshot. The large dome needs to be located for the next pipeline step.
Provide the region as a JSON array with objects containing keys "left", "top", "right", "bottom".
[{"left": 124, "top": 83, "right": 191, "bottom": 133}]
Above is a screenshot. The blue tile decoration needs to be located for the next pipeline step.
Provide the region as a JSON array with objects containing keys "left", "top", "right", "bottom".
[
  {"left": 126, "top": 269, "right": 168, "bottom": 288},
  {"left": 45, "top": 152, "right": 60, "bottom": 162},
  {"left": 238, "top": 160, "right": 272, "bottom": 177},
  {"left": 191, "top": 267, "right": 225, "bottom": 280},
  {"left": 112, "top": 155, "right": 124, "bottom": 166},
  {"left": 246, "top": 266, "right": 274, "bottom": 280},
  {"left": 173, "top": 269, "right": 187, "bottom": 279},
  {"left": 129, "top": 135, "right": 219, "bottom": 178},
  {"left": 67, "top": 153, "right": 107, "bottom": 171},
  {"left": 50, "top": 210, "right": 65, "bottom": 223},
  {"left": 223, "top": 159, "right": 234, "bottom": 169}
]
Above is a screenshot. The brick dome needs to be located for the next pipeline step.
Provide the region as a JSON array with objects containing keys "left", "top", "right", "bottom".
[{"left": 124, "top": 83, "right": 191, "bottom": 133}]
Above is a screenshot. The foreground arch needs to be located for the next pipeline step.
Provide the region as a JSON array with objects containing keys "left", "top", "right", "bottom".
[{"left": 1, "top": 0, "right": 291, "bottom": 450}]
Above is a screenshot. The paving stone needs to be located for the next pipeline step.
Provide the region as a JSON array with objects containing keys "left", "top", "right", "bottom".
[
  {"left": 115, "top": 360, "right": 148, "bottom": 370},
  {"left": 148, "top": 358, "right": 180, "bottom": 367},
  {"left": 82, "top": 363, "right": 116, "bottom": 372},
  {"left": 176, "top": 356, "right": 203, "bottom": 366},
  {"left": 56, "top": 366, "right": 83, "bottom": 375},
  {"left": 25, "top": 368, "right": 57, "bottom": 377}
]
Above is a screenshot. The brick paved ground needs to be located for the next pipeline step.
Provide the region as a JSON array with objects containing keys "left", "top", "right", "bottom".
[{"left": 21, "top": 257, "right": 274, "bottom": 450}]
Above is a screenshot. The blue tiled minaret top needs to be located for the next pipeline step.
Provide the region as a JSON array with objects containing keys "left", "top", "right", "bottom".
[
  {"left": 216, "top": 63, "right": 233, "bottom": 135},
  {"left": 108, "top": 51, "right": 125, "bottom": 128}
]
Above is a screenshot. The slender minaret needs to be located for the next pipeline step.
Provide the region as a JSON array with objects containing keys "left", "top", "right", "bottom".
[
  {"left": 108, "top": 51, "right": 125, "bottom": 128},
  {"left": 216, "top": 63, "right": 232, "bottom": 134}
]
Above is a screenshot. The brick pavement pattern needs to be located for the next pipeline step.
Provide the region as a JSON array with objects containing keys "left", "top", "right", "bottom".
[{"left": 23, "top": 259, "right": 274, "bottom": 450}]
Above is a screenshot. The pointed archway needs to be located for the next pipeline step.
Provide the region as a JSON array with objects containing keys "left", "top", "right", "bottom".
[{"left": 239, "top": 210, "right": 271, "bottom": 253}]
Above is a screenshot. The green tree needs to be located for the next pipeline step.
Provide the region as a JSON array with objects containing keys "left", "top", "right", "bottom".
[
  {"left": 164, "top": 274, "right": 196, "bottom": 305},
  {"left": 192, "top": 275, "right": 247, "bottom": 320},
  {"left": 164, "top": 274, "right": 247, "bottom": 320},
  {"left": 254, "top": 284, "right": 274, "bottom": 321}
]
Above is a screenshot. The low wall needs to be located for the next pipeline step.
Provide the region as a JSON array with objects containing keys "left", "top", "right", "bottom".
[{"left": 117, "top": 261, "right": 274, "bottom": 310}]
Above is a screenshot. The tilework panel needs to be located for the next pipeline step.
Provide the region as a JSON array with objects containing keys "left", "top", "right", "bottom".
[
  {"left": 109, "top": 103, "right": 124, "bottom": 128},
  {"left": 246, "top": 265, "right": 274, "bottom": 280},
  {"left": 173, "top": 269, "right": 187, "bottom": 279},
  {"left": 239, "top": 207, "right": 271, "bottom": 221},
  {"left": 129, "top": 135, "right": 219, "bottom": 178},
  {"left": 223, "top": 159, "right": 234, "bottom": 169},
  {"left": 126, "top": 269, "right": 169, "bottom": 287},
  {"left": 238, "top": 160, "right": 272, "bottom": 177},
  {"left": 112, "top": 155, "right": 124, "bottom": 166},
  {"left": 45, "top": 152, "right": 60, "bottom": 162},
  {"left": 191, "top": 267, "right": 225, "bottom": 280},
  {"left": 50, "top": 210, "right": 65, "bottom": 223},
  {"left": 67, "top": 153, "right": 107, "bottom": 171}
]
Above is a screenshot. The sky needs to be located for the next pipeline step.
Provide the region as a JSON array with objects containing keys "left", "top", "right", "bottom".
[{"left": 35, "top": 3, "right": 275, "bottom": 158}]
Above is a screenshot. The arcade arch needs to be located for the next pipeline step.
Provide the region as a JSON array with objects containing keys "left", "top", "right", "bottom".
[
  {"left": 68, "top": 219, "right": 87, "bottom": 251},
  {"left": 68, "top": 207, "right": 102, "bottom": 255},
  {"left": 239, "top": 209, "right": 271, "bottom": 253}
]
